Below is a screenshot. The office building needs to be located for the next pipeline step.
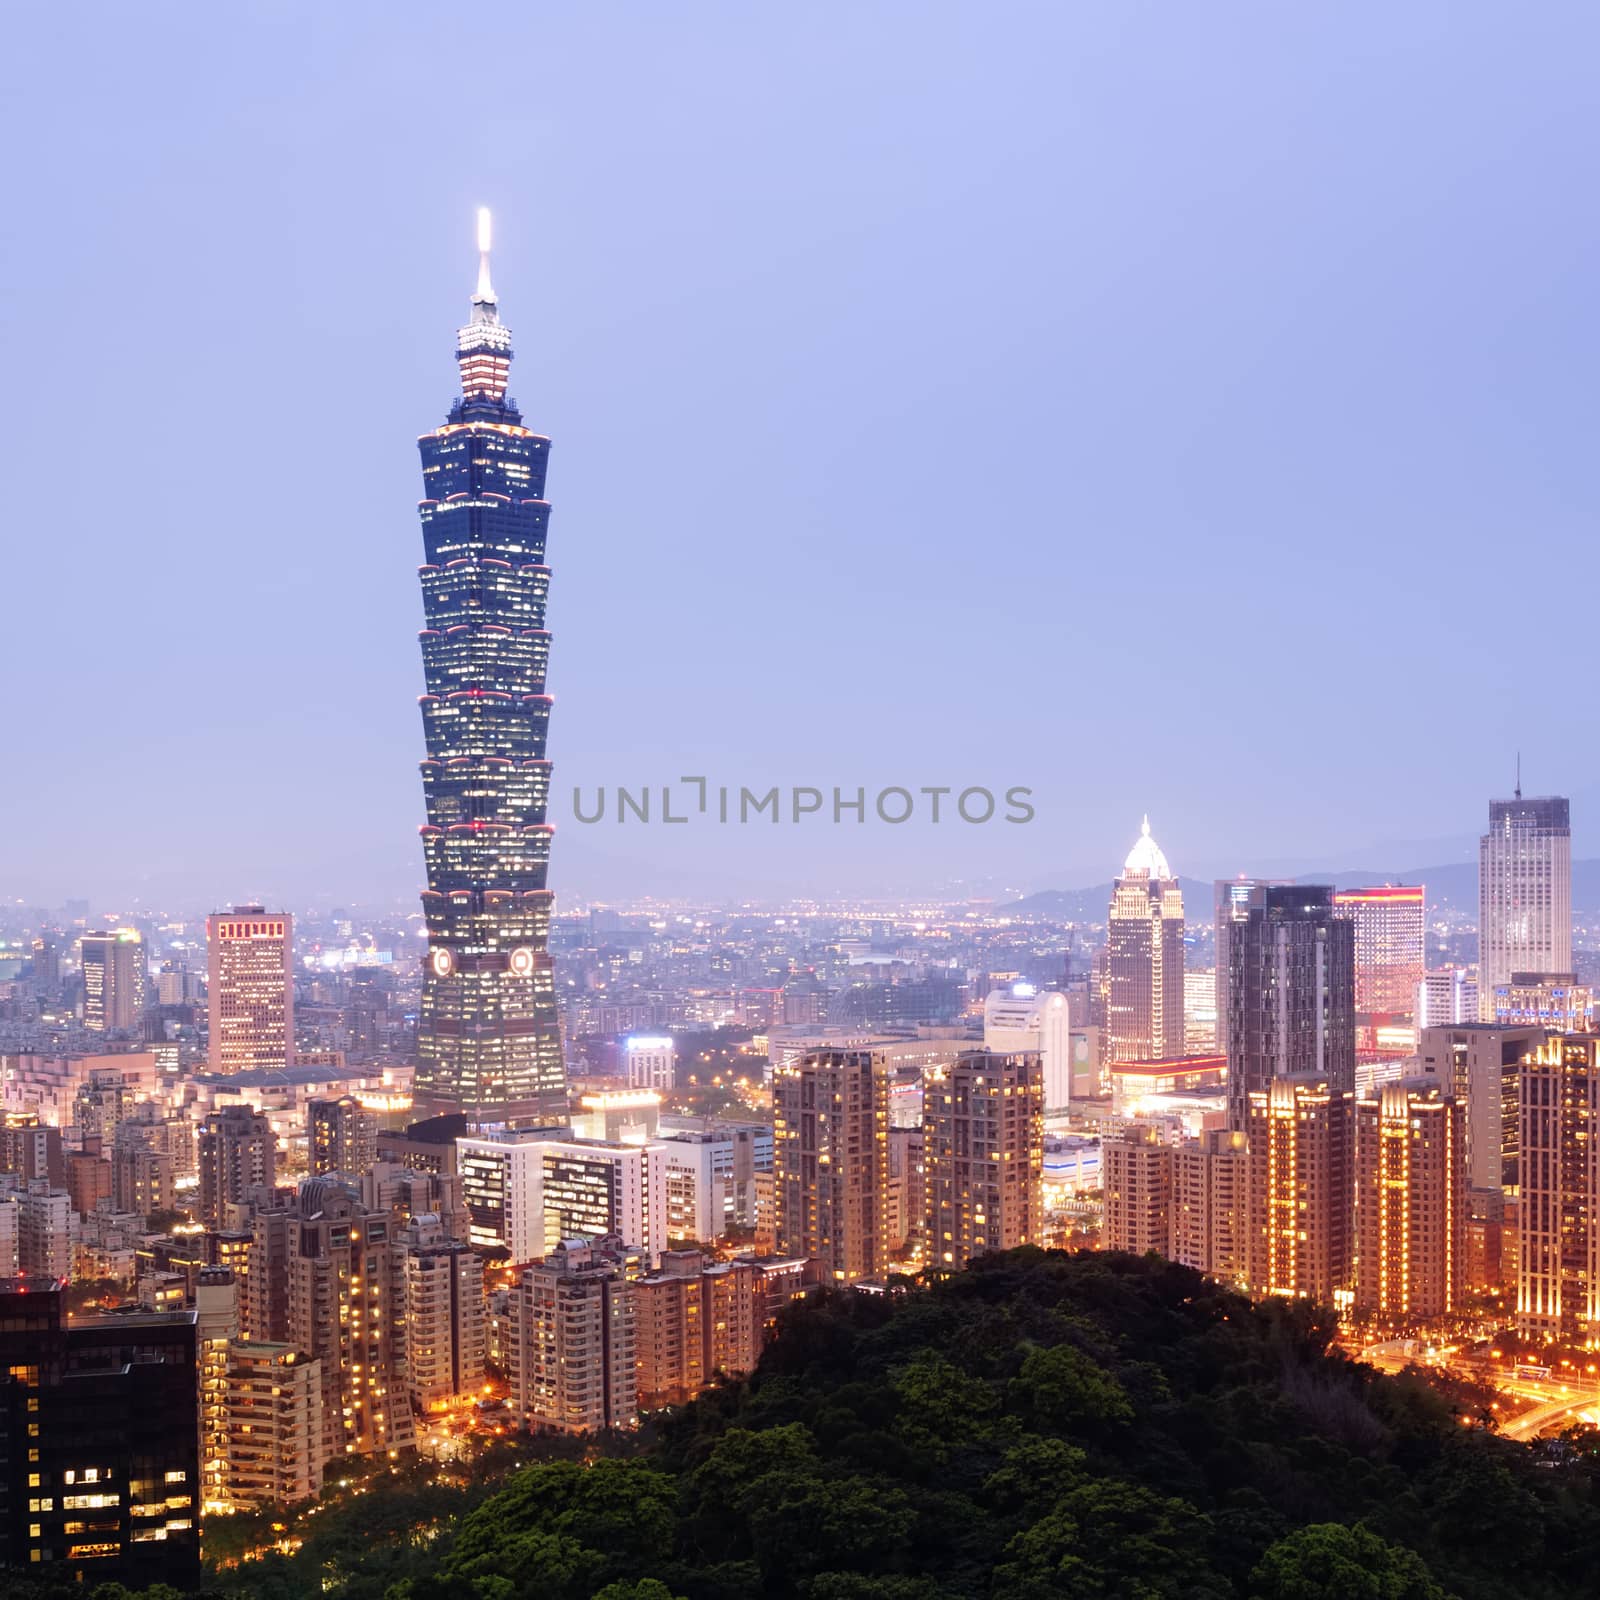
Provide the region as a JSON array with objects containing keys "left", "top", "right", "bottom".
[
  {"left": 1226, "top": 884, "right": 1355, "bottom": 1128},
  {"left": 1479, "top": 793, "right": 1571, "bottom": 1019},
  {"left": 1332, "top": 885, "right": 1425, "bottom": 1049},
  {"left": 1416, "top": 968, "right": 1478, "bottom": 1030},
  {"left": 309, "top": 1095, "right": 378, "bottom": 1176},
  {"left": 1101, "top": 1128, "right": 1173, "bottom": 1257},
  {"left": 1212, "top": 877, "right": 1291, "bottom": 1060},
  {"left": 1171, "top": 1128, "right": 1247, "bottom": 1284},
  {"left": 414, "top": 212, "right": 565, "bottom": 1125},
  {"left": 623, "top": 1036, "right": 676, "bottom": 1092},
  {"left": 1106, "top": 818, "right": 1185, "bottom": 1062},
  {"left": 923, "top": 1049, "right": 1043, "bottom": 1267},
  {"left": 198, "top": 1106, "right": 278, "bottom": 1230},
  {"left": 1183, "top": 970, "right": 1218, "bottom": 1053},
  {"left": 206, "top": 907, "right": 294, "bottom": 1072},
  {"left": 510, "top": 1236, "right": 639, "bottom": 1434},
  {"left": 0, "top": 1280, "right": 199, "bottom": 1585},
  {"left": 457, "top": 1131, "right": 556, "bottom": 1262},
  {"left": 79, "top": 929, "right": 146, "bottom": 1033},
  {"left": 1353, "top": 1082, "right": 1464, "bottom": 1322},
  {"left": 1492, "top": 973, "right": 1595, "bottom": 1033},
  {"left": 1244, "top": 1077, "right": 1353, "bottom": 1302},
  {"left": 983, "top": 986, "right": 1072, "bottom": 1112},
  {"left": 773, "top": 1047, "right": 891, "bottom": 1284},
  {"left": 1518, "top": 1036, "right": 1600, "bottom": 1345}
]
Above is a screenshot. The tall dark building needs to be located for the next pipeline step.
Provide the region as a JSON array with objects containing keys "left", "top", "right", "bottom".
[
  {"left": 414, "top": 211, "right": 566, "bottom": 1126},
  {"left": 1226, "top": 884, "right": 1355, "bottom": 1127},
  {"left": 0, "top": 1281, "right": 200, "bottom": 1585}
]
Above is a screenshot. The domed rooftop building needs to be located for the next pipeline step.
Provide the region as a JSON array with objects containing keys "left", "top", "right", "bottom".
[{"left": 1106, "top": 816, "right": 1186, "bottom": 1062}]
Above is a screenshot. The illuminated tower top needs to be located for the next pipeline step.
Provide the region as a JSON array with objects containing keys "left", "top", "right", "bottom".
[{"left": 457, "top": 206, "right": 514, "bottom": 407}]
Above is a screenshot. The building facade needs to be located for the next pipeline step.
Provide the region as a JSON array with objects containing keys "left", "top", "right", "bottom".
[
  {"left": 1478, "top": 794, "right": 1571, "bottom": 1019},
  {"left": 1518, "top": 1036, "right": 1600, "bottom": 1346},
  {"left": 1226, "top": 884, "right": 1356, "bottom": 1128},
  {"left": 1101, "top": 1129, "right": 1173, "bottom": 1257},
  {"left": 923, "top": 1049, "right": 1043, "bottom": 1267},
  {"left": 206, "top": 907, "right": 295, "bottom": 1073},
  {"left": 414, "top": 212, "right": 565, "bottom": 1124},
  {"left": 79, "top": 929, "right": 145, "bottom": 1034},
  {"left": 510, "top": 1236, "right": 639, "bottom": 1433},
  {"left": 1244, "top": 1077, "right": 1353, "bottom": 1302},
  {"left": 1353, "top": 1082, "right": 1464, "bottom": 1322},
  {"left": 1105, "top": 818, "right": 1185, "bottom": 1062},
  {"left": 198, "top": 1106, "right": 278, "bottom": 1231},
  {"left": 1332, "top": 884, "right": 1425, "bottom": 1050},
  {"left": 773, "top": 1047, "right": 891, "bottom": 1283}
]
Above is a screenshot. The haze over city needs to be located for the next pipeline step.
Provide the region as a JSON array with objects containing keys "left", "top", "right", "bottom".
[
  {"left": 6, "top": 4, "right": 1600, "bottom": 905},
  {"left": 7, "top": 7, "right": 1600, "bottom": 1600}
]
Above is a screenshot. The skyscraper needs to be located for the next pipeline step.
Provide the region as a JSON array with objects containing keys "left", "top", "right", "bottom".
[
  {"left": 1225, "top": 884, "right": 1355, "bottom": 1128},
  {"left": 1331, "top": 884, "right": 1425, "bottom": 1050},
  {"left": 1212, "top": 877, "right": 1290, "bottom": 1060},
  {"left": 1478, "top": 793, "right": 1571, "bottom": 1019},
  {"left": 1105, "top": 817, "right": 1185, "bottom": 1062},
  {"left": 79, "top": 928, "right": 145, "bottom": 1033},
  {"left": 206, "top": 906, "right": 294, "bottom": 1072},
  {"left": 414, "top": 210, "right": 565, "bottom": 1126},
  {"left": 198, "top": 1106, "right": 278, "bottom": 1230}
]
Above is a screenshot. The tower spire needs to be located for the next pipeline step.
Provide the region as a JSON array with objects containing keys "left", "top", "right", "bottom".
[
  {"left": 472, "top": 206, "right": 497, "bottom": 318},
  {"left": 1516, "top": 752, "right": 1522, "bottom": 801}
]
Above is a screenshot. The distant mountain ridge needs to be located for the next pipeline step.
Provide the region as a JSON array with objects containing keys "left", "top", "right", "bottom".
[{"left": 1006, "top": 859, "right": 1600, "bottom": 922}]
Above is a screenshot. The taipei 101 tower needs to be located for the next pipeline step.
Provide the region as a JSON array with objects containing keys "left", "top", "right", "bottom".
[{"left": 413, "top": 210, "right": 565, "bottom": 1125}]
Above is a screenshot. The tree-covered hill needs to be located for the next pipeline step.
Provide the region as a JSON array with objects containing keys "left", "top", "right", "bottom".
[
  {"left": 29, "top": 1249, "right": 1600, "bottom": 1600},
  {"left": 396, "top": 1249, "right": 1600, "bottom": 1600}
]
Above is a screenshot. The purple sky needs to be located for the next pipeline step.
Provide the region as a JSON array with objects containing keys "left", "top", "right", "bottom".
[{"left": 4, "top": 3, "right": 1598, "bottom": 908}]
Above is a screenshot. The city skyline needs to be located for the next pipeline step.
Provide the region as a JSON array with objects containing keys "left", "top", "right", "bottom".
[{"left": 5, "top": 6, "right": 1600, "bottom": 905}]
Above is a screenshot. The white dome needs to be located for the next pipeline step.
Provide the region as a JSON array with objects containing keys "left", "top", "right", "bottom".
[{"left": 1122, "top": 815, "right": 1173, "bottom": 880}]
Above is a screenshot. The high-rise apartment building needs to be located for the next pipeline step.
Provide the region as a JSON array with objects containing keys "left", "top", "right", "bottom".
[
  {"left": 1479, "top": 793, "right": 1571, "bottom": 1019},
  {"left": 1102, "top": 1128, "right": 1174, "bottom": 1256},
  {"left": 79, "top": 928, "right": 146, "bottom": 1033},
  {"left": 309, "top": 1095, "right": 378, "bottom": 1176},
  {"left": 1171, "top": 1128, "right": 1247, "bottom": 1284},
  {"left": 16, "top": 1184, "right": 75, "bottom": 1280},
  {"left": 1106, "top": 818, "right": 1185, "bottom": 1062},
  {"left": 206, "top": 907, "right": 294, "bottom": 1072},
  {"left": 414, "top": 212, "right": 565, "bottom": 1125},
  {"left": 400, "top": 1214, "right": 486, "bottom": 1416},
  {"left": 1226, "top": 885, "right": 1355, "bottom": 1128},
  {"left": 510, "top": 1236, "right": 639, "bottom": 1434},
  {"left": 1332, "top": 885, "right": 1425, "bottom": 1049},
  {"left": 270, "top": 1178, "right": 415, "bottom": 1459},
  {"left": 635, "top": 1250, "right": 765, "bottom": 1410},
  {"left": 198, "top": 1106, "right": 278, "bottom": 1230},
  {"left": 1353, "top": 1082, "right": 1464, "bottom": 1321},
  {"left": 196, "top": 1267, "right": 324, "bottom": 1515},
  {"left": 0, "top": 1280, "right": 200, "bottom": 1585},
  {"left": 1518, "top": 1036, "right": 1600, "bottom": 1346},
  {"left": 1244, "top": 1077, "right": 1354, "bottom": 1302},
  {"left": 923, "top": 1050, "right": 1043, "bottom": 1268},
  {"left": 773, "top": 1047, "right": 892, "bottom": 1283}
]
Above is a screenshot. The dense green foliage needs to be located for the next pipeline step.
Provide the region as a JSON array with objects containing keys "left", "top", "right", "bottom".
[{"left": 17, "top": 1250, "right": 1600, "bottom": 1598}]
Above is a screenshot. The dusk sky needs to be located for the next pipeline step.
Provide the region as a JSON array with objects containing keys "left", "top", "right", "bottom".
[{"left": 5, "top": 3, "right": 1598, "bottom": 909}]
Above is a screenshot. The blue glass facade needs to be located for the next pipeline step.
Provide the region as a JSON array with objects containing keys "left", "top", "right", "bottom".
[{"left": 414, "top": 234, "right": 566, "bottom": 1124}]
